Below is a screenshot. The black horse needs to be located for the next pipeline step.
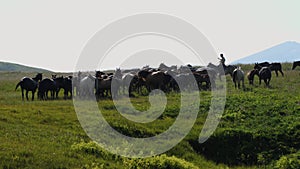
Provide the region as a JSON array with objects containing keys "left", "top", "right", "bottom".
[
  {"left": 254, "top": 63, "right": 272, "bottom": 87},
  {"left": 292, "top": 61, "right": 300, "bottom": 70},
  {"left": 53, "top": 76, "right": 72, "bottom": 99},
  {"left": 255, "top": 62, "right": 284, "bottom": 77},
  {"left": 15, "top": 73, "right": 42, "bottom": 100},
  {"left": 38, "top": 78, "right": 56, "bottom": 100},
  {"left": 270, "top": 63, "right": 284, "bottom": 77}
]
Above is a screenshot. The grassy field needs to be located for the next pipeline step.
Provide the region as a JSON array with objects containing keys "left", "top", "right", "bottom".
[{"left": 0, "top": 63, "right": 300, "bottom": 169}]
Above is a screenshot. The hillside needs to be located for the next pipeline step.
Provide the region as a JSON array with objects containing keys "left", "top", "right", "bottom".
[
  {"left": 231, "top": 41, "right": 300, "bottom": 64},
  {"left": 0, "top": 61, "right": 51, "bottom": 72}
]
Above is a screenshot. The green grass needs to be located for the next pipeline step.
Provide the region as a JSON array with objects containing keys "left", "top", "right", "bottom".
[{"left": 0, "top": 63, "right": 300, "bottom": 168}]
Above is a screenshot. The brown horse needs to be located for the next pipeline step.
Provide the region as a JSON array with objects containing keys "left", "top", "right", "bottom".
[
  {"left": 247, "top": 69, "right": 259, "bottom": 85},
  {"left": 144, "top": 71, "right": 172, "bottom": 92}
]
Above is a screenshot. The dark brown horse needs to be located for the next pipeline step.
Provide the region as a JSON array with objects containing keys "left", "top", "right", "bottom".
[
  {"left": 15, "top": 73, "right": 42, "bottom": 100},
  {"left": 193, "top": 72, "right": 213, "bottom": 90},
  {"left": 207, "top": 63, "right": 236, "bottom": 77},
  {"left": 292, "top": 61, "right": 300, "bottom": 70},
  {"left": 255, "top": 63, "right": 272, "bottom": 87},
  {"left": 247, "top": 69, "right": 259, "bottom": 85},
  {"left": 143, "top": 71, "right": 172, "bottom": 92},
  {"left": 53, "top": 76, "right": 73, "bottom": 99},
  {"left": 255, "top": 62, "right": 284, "bottom": 77},
  {"left": 38, "top": 78, "right": 56, "bottom": 100}
]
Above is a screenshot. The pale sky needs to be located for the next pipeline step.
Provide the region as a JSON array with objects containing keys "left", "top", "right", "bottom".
[{"left": 0, "top": 0, "right": 299, "bottom": 72}]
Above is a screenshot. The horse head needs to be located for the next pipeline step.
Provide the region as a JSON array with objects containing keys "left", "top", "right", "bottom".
[{"left": 37, "top": 73, "right": 43, "bottom": 80}]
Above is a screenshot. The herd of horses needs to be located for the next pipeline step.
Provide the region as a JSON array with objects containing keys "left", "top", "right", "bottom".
[
  {"left": 15, "top": 74, "right": 72, "bottom": 101},
  {"left": 15, "top": 60, "right": 300, "bottom": 101}
]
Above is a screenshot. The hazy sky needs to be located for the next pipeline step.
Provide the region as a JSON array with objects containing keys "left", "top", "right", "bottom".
[{"left": 0, "top": 0, "right": 299, "bottom": 72}]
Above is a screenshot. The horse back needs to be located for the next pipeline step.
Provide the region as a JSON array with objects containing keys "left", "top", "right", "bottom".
[
  {"left": 270, "top": 63, "right": 282, "bottom": 71},
  {"left": 259, "top": 67, "right": 271, "bottom": 78},
  {"left": 19, "top": 77, "right": 38, "bottom": 90}
]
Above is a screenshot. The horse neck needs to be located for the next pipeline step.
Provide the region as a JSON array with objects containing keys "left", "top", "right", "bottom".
[
  {"left": 256, "top": 66, "right": 262, "bottom": 71},
  {"left": 32, "top": 76, "right": 40, "bottom": 82},
  {"left": 292, "top": 63, "right": 296, "bottom": 70},
  {"left": 53, "top": 78, "right": 63, "bottom": 86},
  {"left": 88, "top": 75, "right": 96, "bottom": 80}
]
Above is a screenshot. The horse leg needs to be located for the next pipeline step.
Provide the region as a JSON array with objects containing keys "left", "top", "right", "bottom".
[
  {"left": 32, "top": 91, "right": 35, "bottom": 101},
  {"left": 259, "top": 78, "right": 262, "bottom": 85},
  {"left": 64, "top": 90, "right": 67, "bottom": 100},
  {"left": 26, "top": 90, "right": 29, "bottom": 101},
  {"left": 280, "top": 70, "right": 284, "bottom": 77},
  {"left": 56, "top": 88, "right": 60, "bottom": 99},
  {"left": 211, "top": 80, "right": 216, "bottom": 89},
  {"left": 129, "top": 85, "right": 134, "bottom": 97},
  {"left": 275, "top": 70, "right": 278, "bottom": 77},
  {"left": 242, "top": 80, "right": 245, "bottom": 89},
  {"left": 45, "top": 91, "right": 48, "bottom": 100},
  {"left": 264, "top": 79, "right": 268, "bottom": 87},
  {"left": 70, "top": 90, "right": 72, "bottom": 99},
  {"left": 21, "top": 88, "right": 24, "bottom": 100}
]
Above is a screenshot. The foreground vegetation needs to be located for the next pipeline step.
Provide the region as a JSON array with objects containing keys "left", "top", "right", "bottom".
[{"left": 0, "top": 63, "right": 300, "bottom": 168}]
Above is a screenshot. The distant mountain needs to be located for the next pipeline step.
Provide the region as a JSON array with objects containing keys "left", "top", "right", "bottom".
[
  {"left": 0, "top": 61, "right": 52, "bottom": 72},
  {"left": 231, "top": 41, "right": 300, "bottom": 64}
]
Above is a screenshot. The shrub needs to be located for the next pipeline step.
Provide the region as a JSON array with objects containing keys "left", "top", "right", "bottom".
[
  {"left": 123, "top": 154, "right": 199, "bottom": 169},
  {"left": 275, "top": 152, "right": 300, "bottom": 169}
]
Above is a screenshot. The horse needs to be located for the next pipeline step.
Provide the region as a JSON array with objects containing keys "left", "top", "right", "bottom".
[
  {"left": 256, "top": 62, "right": 270, "bottom": 67},
  {"left": 196, "top": 67, "right": 217, "bottom": 79},
  {"left": 207, "top": 63, "right": 236, "bottom": 77},
  {"left": 114, "top": 68, "right": 122, "bottom": 79},
  {"left": 95, "top": 77, "right": 112, "bottom": 98},
  {"left": 38, "top": 78, "right": 56, "bottom": 100},
  {"left": 255, "top": 62, "right": 284, "bottom": 77},
  {"left": 15, "top": 73, "right": 42, "bottom": 100},
  {"left": 269, "top": 63, "right": 284, "bottom": 77},
  {"left": 137, "top": 69, "right": 156, "bottom": 93},
  {"left": 53, "top": 76, "right": 72, "bottom": 99},
  {"left": 193, "top": 72, "right": 213, "bottom": 90},
  {"left": 255, "top": 63, "right": 272, "bottom": 87},
  {"left": 170, "top": 73, "right": 195, "bottom": 92},
  {"left": 144, "top": 71, "right": 172, "bottom": 93},
  {"left": 78, "top": 74, "right": 96, "bottom": 98},
  {"left": 64, "top": 76, "right": 73, "bottom": 99},
  {"left": 72, "top": 71, "right": 82, "bottom": 96},
  {"left": 120, "top": 73, "right": 139, "bottom": 97},
  {"left": 292, "top": 61, "right": 300, "bottom": 70},
  {"left": 95, "top": 70, "right": 106, "bottom": 78},
  {"left": 247, "top": 69, "right": 259, "bottom": 85},
  {"left": 224, "top": 64, "right": 237, "bottom": 77},
  {"left": 232, "top": 67, "right": 245, "bottom": 89},
  {"left": 259, "top": 67, "right": 272, "bottom": 87}
]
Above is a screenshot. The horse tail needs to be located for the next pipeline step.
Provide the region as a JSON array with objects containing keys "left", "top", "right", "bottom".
[
  {"left": 233, "top": 70, "right": 237, "bottom": 82},
  {"left": 15, "top": 81, "right": 22, "bottom": 90}
]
